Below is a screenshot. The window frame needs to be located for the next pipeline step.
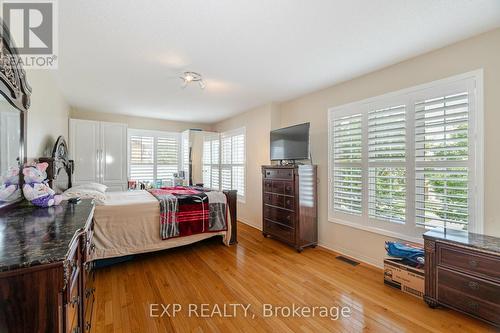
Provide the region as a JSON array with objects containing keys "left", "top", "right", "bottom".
[
  {"left": 328, "top": 70, "right": 484, "bottom": 243},
  {"left": 127, "top": 128, "right": 182, "bottom": 185}
]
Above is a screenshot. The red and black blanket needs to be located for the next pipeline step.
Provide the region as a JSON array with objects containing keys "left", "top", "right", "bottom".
[{"left": 148, "top": 187, "right": 228, "bottom": 240}]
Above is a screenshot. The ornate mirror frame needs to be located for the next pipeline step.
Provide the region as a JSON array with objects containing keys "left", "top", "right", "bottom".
[{"left": 0, "top": 19, "right": 32, "bottom": 211}]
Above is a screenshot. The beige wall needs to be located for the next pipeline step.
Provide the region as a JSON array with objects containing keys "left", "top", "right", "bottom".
[
  {"left": 214, "top": 104, "right": 276, "bottom": 229},
  {"left": 26, "top": 70, "right": 70, "bottom": 158},
  {"left": 70, "top": 108, "right": 212, "bottom": 132},
  {"left": 215, "top": 28, "right": 500, "bottom": 267}
]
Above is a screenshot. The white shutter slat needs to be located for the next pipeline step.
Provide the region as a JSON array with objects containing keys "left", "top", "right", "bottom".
[
  {"left": 414, "top": 89, "right": 470, "bottom": 231},
  {"left": 332, "top": 167, "right": 362, "bottom": 215},
  {"left": 367, "top": 104, "right": 407, "bottom": 223},
  {"left": 333, "top": 114, "right": 362, "bottom": 163}
]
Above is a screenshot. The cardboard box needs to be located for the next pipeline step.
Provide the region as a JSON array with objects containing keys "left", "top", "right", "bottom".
[{"left": 383, "top": 258, "right": 424, "bottom": 298}]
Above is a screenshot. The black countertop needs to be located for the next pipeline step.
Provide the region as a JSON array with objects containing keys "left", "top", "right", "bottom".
[
  {"left": 0, "top": 199, "right": 94, "bottom": 272},
  {"left": 423, "top": 228, "right": 500, "bottom": 254}
]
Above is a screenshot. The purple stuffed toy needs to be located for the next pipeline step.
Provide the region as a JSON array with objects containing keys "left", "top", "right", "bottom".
[{"left": 22, "top": 162, "right": 63, "bottom": 207}]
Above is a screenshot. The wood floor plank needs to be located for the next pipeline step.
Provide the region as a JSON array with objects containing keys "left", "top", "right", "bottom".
[{"left": 92, "top": 223, "right": 497, "bottom": 333}]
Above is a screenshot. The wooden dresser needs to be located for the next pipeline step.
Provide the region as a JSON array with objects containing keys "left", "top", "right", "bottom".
[
  {"left": 0, "top": 199, "right": 96, "bottom": 333},
  {"left": 424, "top": 229, "right": 500, "bottom": 328},
  {"left": 262, "top": 165, "right": 317, "bottom": 252}
]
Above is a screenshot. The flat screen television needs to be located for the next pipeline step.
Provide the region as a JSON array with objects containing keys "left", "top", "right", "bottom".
[{"left": 270, "top": 123, "right": 310, "bottom": 161}]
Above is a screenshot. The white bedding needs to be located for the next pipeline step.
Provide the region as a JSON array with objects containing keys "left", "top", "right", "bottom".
[{"left": 91, "top": 190, "right": 230, "bottom": 260}]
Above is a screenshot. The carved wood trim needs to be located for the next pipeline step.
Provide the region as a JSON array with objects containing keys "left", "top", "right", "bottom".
[
  {"left": 424, "top": 239, "right": 438, "bottom": 306},
  {"left": 0, "top": 20, "right": 31, "bottom": 112}
]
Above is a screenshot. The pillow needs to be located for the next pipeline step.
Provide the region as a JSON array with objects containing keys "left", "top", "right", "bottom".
[
  {"left": 71, "top": 183, "right": 107, "bottom": 194},
  {"left": 63, "top": 188, "right": 107, "bottom": 205}
]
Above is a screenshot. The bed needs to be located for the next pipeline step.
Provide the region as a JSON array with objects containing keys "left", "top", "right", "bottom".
[{"left": 40, "top": 136, "right": 237, "bottom": 262}]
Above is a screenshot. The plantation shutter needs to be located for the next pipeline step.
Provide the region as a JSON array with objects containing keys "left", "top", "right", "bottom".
[
  {"left": 415, "top": 92, "right": 470, "bottom": 230},
  {"left": 129, "top": 135, "right": 154, "bottom": 182},
  {"left": 157, "top": 135, "right": 180, "bottom": 183},
  {"left": 332, "top": 114, "right": 363, "bottom": 215},
  {"left": 128, "top": 130, "right": 181, "bottom": 185},
  {"left": 220, "top": 128, "right": 246, "bottom": 198},
  {"left": 367, "top": 105, "right": 406, "bottom": 223},
  {"left": 202, "top": 133, "right": 221, "bottom": 189}
]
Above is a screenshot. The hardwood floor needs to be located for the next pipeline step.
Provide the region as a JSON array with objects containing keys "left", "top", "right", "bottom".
[{"left": 92, "top": 223, "right": 497, "bottom": 333}]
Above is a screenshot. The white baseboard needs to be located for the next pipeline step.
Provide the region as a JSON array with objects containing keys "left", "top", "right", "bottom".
[
  {"left": 236, "top": 219, "right": 382, "bottom": 269},
  {"left": 237, "top": 218, "right": 262, "bottom": 231},
  {"left": 318, "top": 242, "right": 383, "bottom": 269}
]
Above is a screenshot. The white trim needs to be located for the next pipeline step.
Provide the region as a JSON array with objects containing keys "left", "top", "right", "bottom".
[
  {"left": 318, "top": 242, "right": 382, "bottom": 269},
  {"left": 328, "top": 70, "right": 484, "bottom": 238}
]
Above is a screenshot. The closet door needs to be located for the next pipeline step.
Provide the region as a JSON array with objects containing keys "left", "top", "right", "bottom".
[
  {"left": 70, "top": 119, "right": 100, "bottom": 185},
  {"left": 99, "top": 122, "right": 127, "bottom": 191}
]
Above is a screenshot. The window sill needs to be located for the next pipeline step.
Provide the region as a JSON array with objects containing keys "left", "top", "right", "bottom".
[{"left": 328, "top": 217, "right": 424, "bottom": 244}]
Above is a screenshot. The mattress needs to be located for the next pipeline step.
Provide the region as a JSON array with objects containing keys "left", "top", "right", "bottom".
[{"left": 92, "top": 190, "right": 230, "bottom": 260}]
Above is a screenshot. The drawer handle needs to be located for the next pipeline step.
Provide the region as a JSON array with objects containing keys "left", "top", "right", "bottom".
[
  {"left": 468, "top": 281, "right": 479, "bottom": 290},
  {"left": 85, "top": 322, "right": 92, "bottom": 331},
  {"left": 468, "top": 259, "right": 478, "bottom": 268},
  {"left": 266, "top": 172, "right": 270, "bottom": 175}
]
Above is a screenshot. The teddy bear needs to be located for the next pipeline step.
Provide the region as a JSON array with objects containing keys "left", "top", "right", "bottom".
[
  {"left": 22, "top": 162, "right": 63, "bottom": 207},
  {"left": 0, "top": 166, "right": 21, "bottom": 202}
]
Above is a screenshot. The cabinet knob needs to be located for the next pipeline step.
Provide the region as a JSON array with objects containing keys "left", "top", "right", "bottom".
[
  {"left": 468, "top": 281, "right": 479, "bottom": 290},
  {"left": 85, "top": 322, "right": 92, "bottom": 331},
  {"left": 468, "top": 259, "right": 478, "bottom": 268}
]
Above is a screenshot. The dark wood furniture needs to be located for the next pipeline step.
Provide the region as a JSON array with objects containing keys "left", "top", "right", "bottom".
[
  {"left": 262, "top": 165, "right": 317, "bottom": 252},
  {"left": 0, "top": 18, "right": 32, "bottom": 213},
  {"left": 0, "top": 199, "right": 96, "bottom": 333},
  {"left": 424, "top": 228, "right": 500, "bottom": 328}
]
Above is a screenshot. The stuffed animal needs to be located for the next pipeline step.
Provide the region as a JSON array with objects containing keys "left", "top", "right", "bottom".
[
  {"left": 22, "top": 162, "right": 63, "bottom": 207},
  {"left": 0, "top": 166, "right": 21, "bottom": 202}
]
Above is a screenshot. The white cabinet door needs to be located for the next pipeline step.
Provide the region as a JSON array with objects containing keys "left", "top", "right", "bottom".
[
  {"left": 100, "top": 122, "right": 127, "bottom": 187},
  {"left": 70, "top": 119, "right": 99, "bottom": 183}
]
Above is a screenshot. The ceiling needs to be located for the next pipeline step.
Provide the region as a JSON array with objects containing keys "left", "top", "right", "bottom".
[{"left": 56, "top": 0, "right": 500, "bottom": 124}]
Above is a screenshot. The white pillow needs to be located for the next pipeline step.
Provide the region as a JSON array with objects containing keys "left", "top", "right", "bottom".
[
  {"left": 71, "top": 183, "right": 108, "bottom": 194},
  {"left": 63, "top": 188, "right": 107, "bottom": 205}
]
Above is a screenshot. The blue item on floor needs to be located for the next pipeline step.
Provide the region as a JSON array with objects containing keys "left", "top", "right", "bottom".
[{"left": 385, "top": 241, "right": 424, "bottom": 267}]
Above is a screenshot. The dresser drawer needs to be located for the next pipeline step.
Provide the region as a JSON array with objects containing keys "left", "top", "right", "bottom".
[
  {"left": 438, "top": 284, "right": 500, "bottom": 326},
  {"left": 438, "top": 244, "right": 500, "bottom": 282},
  {"left": 437, "top": 267, "right": 500, "bottom": 305},
  {"left": 264, "top": 168, "right": 294, "bottom": 180},
  {"left": 264, "top": 219, "right": 295, "bottom": 243},
  {"left": 264, "top": 192, "right": 284, "bottom": 207},
  {"left": 264, "top": 206, "right": 295, "bottom": 228}
]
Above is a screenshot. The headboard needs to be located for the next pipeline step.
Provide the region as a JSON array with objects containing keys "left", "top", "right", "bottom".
[{"left": 39, "top": 136, "right": 74, "bottom": 194}]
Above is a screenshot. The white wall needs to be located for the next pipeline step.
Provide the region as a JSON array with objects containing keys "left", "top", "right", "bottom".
[
  {"left": 213, "top": 104, "right": 277, "bottom": 229},
  {"left": 214, "top": 28, "right": 500, "bottom": 268},
  {"left": 26, "top": 70, "right": 70, "bottom": 159}
]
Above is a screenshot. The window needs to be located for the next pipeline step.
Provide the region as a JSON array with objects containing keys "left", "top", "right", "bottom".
[
  {"left": 328, "top": 71, "right": 483, "bottom": 241},
  {"left": 202, "top": 133, "right": 220, "bottom": 190},
  {"left": 221, "top": 128, "right": 246, "bottom": 200},
  {"left": 128, "top": 129, "right": 181, "bottom": 185},
  {"left": 202, "top": 128, "right": 246, "bottom": 201}
]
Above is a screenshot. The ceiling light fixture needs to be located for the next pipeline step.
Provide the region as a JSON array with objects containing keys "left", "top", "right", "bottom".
[{"left": 180, "top": 71, "right": 205, "bottom": 89}]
